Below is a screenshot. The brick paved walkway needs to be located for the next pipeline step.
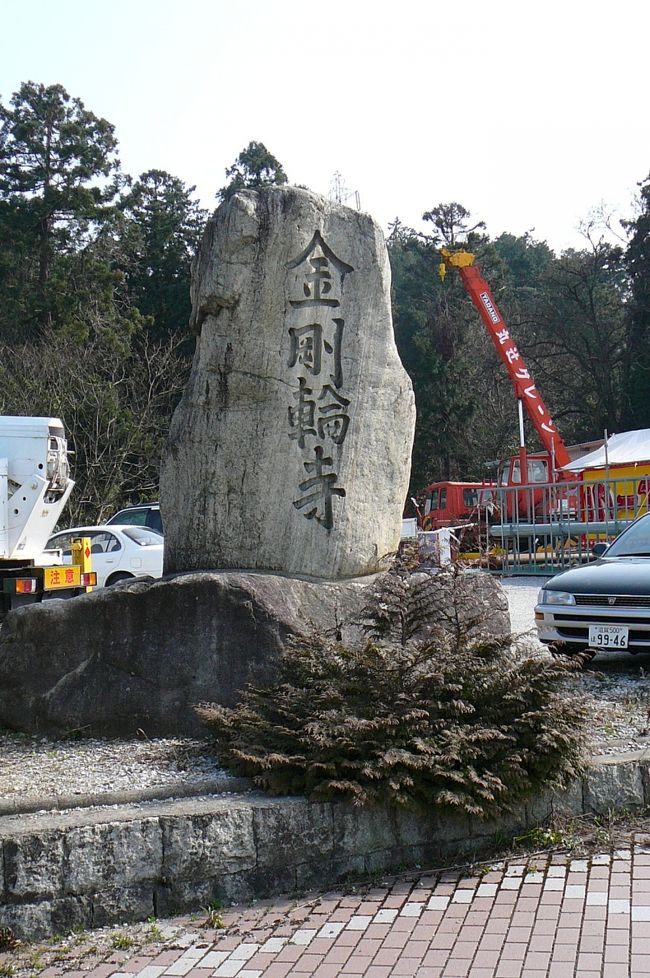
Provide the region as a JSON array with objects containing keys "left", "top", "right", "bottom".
[{"left": 8, "top": 840, "right": 650, "bottom": 978}]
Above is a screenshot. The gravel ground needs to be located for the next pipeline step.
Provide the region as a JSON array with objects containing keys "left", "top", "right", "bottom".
[
  {"left": 1, "top": 577, "right": 650, "bottom": 808},
  {"left": 501, "top": 575, "right": 549, "bottom": 635},
  {"left": 0, "top": 735, "right": 233, "bottom": 805}
]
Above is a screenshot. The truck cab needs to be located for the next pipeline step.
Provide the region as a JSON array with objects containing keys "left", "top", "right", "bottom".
[
  {"left": 498, "top": 454, "right": 550, "bottom": 487},
  {"left": 421, "top": 480, "right": 496, "bottom": 530},
  {"left": 0, "top": 417, "right": 93, "bottom": 614}
]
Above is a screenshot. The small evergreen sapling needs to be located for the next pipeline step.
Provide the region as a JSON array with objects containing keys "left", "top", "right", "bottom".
[{"left": 196, "top": 569, "right": 586, "bottom": 818}]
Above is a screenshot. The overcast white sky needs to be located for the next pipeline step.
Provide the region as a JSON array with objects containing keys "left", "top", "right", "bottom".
[{"left": 2, "top": 0, "right": 649, "bottom": 252}]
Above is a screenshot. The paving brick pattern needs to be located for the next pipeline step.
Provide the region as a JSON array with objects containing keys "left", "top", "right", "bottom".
[{"left": 10, "top": 843, "right": 650, "bottom": 977}]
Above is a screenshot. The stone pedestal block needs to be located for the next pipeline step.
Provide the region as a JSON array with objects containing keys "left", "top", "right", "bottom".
[{"left": 0, "top": 571, "right": 374, "bottom": 737}]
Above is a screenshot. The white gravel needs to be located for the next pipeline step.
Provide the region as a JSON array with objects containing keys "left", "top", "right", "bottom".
[
  {"left": 0, "top": 735, "right": 234, "bottom": 806},
  {"left": 1, "top": 577, "right": 649, "bottom": 809}
]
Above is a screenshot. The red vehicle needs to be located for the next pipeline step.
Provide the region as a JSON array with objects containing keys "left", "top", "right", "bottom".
[{"left": 421, "top": 480, "right": 496, "bottom": 530}]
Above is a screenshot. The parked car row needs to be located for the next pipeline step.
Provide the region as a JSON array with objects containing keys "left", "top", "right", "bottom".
[{"left": 47, "top": 504, "right": 164, "bottom": 589}]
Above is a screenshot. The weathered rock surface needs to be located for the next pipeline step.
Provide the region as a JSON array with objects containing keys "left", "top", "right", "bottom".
[
  {"left": 160, "top": 186, "right": 415, "bottom": 580},
  {"left": 0, "top": 572, "right": 371, "bottom": 738},
  {"left": 0, "top": 569, "right": 509, "bottom": 739}
]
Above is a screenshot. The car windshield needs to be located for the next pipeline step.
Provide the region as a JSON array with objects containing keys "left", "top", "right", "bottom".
[
  {"left": 606, "top": 515, "right": 650, "bottom": 558},
  {"left": 121, "top": 527, "right": 163, "bottom": 546},
  {"left": 46, "top": 533, "right": 71, "bottom": 553}
]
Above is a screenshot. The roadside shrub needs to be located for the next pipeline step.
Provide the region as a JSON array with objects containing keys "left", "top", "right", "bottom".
[{"left": 196, "top": 569, "right": 586, "bottom": 818}]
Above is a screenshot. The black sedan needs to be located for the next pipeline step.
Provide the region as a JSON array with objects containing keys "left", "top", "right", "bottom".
[{"left": 535, "top": 512, "right": 650, "bottom": 654}]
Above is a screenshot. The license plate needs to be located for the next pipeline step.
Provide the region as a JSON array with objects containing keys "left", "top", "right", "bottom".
[
  {"left": 43, "top": 565, "right": 81, "bottom": 590},
  {"left": 588, "top": 624, "right": 629, "bottom": 649}
]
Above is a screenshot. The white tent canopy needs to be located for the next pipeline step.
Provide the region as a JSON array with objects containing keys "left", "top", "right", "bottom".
[{"left": 563, "top": 429, "right": 650, "bottom": 472}]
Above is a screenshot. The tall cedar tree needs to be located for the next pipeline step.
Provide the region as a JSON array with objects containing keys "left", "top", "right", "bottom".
[
  {"left": 218, "top": 141, "right": 288, "bottom": 199},
  {"left": 119, "top": 170, "right": 208, "bottom": 341},
  {"left": 0, "top": 81, "right": 120, "bottom": 339},
  {"left": 623, "top": 174, "right": 650, "bottom": 427}
]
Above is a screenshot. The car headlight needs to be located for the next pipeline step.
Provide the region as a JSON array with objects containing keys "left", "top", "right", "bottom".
[{"left": 538, "top": 589, "right": 576, "bottom": 606}]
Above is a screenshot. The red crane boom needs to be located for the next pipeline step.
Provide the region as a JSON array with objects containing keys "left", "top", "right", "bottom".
[{"left": 439, "top": 248, "right": 572, "bottom": 474}]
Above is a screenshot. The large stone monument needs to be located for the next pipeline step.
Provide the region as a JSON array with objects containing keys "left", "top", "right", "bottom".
[{"left": 160, "top": 187, "right": 415, "bottom": 580}]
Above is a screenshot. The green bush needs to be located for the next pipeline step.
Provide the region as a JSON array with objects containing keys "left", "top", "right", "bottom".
[{"left": 196, "top": 570, "right": 586, "bottom": 818}]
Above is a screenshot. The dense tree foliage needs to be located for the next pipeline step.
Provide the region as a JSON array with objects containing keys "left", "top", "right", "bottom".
[
  {"left": 118, "top": 170, "right": 208, "bottom": 342},
  {"left": 0, "top": 330, "right": 187, "bottom": 523},
  {"left": 389, "top": 202, "right": 645, "bottom": 496},
  {"left": 623, "top": 175, "right": 650, "bottom": 428},
  {"left": 1, "top": 79, "right": 649, "bottom": 522},
  {"left": 0, "top": 83, "right": 202, "bottom": 523},
  {"left": 0, "top": 82, "right": 121, "bottom": 340},
  {"left": 388, "top": 222, "right": 488, "bottom": 484},
  {"left": 217, "top": 140, "right": 288, "bottom": 199}
]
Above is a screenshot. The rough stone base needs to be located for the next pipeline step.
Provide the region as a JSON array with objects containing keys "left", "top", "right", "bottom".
[
  {"left": 0, "top": 571, "right": 373, "bottom": 738},
  {"left": 0, "top": 568, "right": 509, "bottom": 738},
  {"left": 0, "top": 792, "right": 495, "bottom": 941}
]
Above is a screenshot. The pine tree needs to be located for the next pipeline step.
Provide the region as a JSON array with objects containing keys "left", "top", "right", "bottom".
[
  {"left": 218, "top": 141, "right": 288, "bottom": 200},
  {"left": 0, "top": 81, "right": 120, "bottom": 338}
]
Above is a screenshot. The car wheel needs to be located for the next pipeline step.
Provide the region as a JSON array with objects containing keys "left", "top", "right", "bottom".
[{"left": 105, "top": 572, "right": 134, "bottom": 587}]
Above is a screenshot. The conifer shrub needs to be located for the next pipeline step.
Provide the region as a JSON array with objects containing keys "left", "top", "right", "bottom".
[{"left": 196, "top": 569, "right": 586, "bottom": 818}]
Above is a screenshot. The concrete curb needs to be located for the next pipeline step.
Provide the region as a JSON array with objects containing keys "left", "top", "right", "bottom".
[
  {"left": 3, "top": 750, "right": 650, "bottom": 942},
  {"left": 591, "top": 748, "right": 650, "bottom": 765}
]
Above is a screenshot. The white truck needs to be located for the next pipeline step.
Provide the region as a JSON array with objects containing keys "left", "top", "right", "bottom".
[{"left": 0, "top": 416, "right": 93, "bottom": 612}]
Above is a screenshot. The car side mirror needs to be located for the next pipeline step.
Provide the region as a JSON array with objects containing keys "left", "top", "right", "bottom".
[{"left": 591, "top": 542, "right": 608, "bottom": 558}]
